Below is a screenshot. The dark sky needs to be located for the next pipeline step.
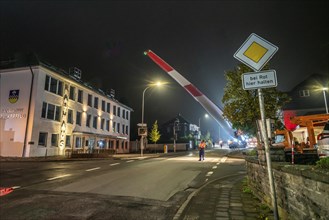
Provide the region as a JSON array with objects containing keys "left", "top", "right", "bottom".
[{"left": 1, "top": 1, "right": 328, "bottom": 140}]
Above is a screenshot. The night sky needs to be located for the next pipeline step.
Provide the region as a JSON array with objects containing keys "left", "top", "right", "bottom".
[{"left": 1, "top": 1, "right": 328, "bottom": 140}]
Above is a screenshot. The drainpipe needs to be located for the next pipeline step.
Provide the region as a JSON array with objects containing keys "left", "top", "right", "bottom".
[{"left": 22, "top": 66, "right": 34, "bottom": 157}]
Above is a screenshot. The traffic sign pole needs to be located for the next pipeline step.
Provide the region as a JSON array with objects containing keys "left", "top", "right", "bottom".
[
  {"left": 234, "top": 33, "right": 279, "bottom": 220},
  {"left": 258, "top": 88, "right": 279, "bottom": 220}
]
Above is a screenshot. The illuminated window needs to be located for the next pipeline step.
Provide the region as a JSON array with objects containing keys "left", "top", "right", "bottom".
[
  {"left": 78, "top": 89, "right": 83, "bottom": 103},
  {"left": 299, "top": 90, "right": 310, "bottom": 97},
  {"left": 51, "top": 134, "right": 58, "bottom": 147},
  {"left": 38, "top": 132, "right": 47, "bottom": 146},
  {"left": 69, "top": 86, "right": 75, "bottom": 100},
  {"left": 88, "top": 94, "right": 92, "bottom": 107},
  {"left": 76, "top": 111, "right": 81, "bottom": 126}
]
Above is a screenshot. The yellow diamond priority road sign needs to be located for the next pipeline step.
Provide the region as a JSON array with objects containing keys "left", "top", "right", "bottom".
[{"left": 234, "top": 33, "right": 278, "bottom": 71}]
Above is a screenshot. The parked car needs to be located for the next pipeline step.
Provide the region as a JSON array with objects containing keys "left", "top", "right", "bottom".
[{"left": 317, "top": 121, "right": 329, "bottom": 158}]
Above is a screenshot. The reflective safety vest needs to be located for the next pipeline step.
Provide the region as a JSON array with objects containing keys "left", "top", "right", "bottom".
[{"left": 199, "top": 142, "right": 206, "bottom": 149}]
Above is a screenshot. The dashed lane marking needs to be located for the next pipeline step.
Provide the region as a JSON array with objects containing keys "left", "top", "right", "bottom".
[
  {"left": 212, "top": 166, "right": 217, "bottom": 169},
  {"left": 206, "top": 171, "right": 213, "bottom": 177},
  {"left": 126, "top": 160, "right": 134, "bottom": 163},
  {"left": 86, "top": 167, "right": 101, "bottom": 172},
  {"left": 47, "top": 174, "right": 71, "bottom": 181},
  {"left": 110, "top": 163, "right": 120, "bottom": 166}
]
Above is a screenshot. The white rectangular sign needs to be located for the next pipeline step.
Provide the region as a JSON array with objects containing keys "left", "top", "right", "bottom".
[{"left": 242, "top": 70, "right": 277, "bottom": 90}]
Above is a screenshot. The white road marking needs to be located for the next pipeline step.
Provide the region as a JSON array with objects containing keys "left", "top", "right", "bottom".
[
  {"left": 221, "top": 157, "right": 228, "bottom": 162},
  {"left": 110, "top": 163, "right": 120, "bottom": 166},
  {"left": 212, "top": 166, "right": 217, "bottom": 169},
  {"left": 47, "top": 174, "right": 71, "bottom": 181},
  {"left": 86, "top": 167, "right": 101, "bottom": 172},
  {"left": 126, "top": 160, "right": 134, "bottom": 163},
  {"left": 216, "top": 162, "right": 220, "bottom": 165},
  {"left": 12, "top": 186, "right": 21, "bottom": 189},
  {"left": 206, "top": 171, "right": 213, "bottom": 177}
]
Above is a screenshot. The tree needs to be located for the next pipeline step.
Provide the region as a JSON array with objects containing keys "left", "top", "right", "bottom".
[
  {"left": 149, "top": 120, "right": 161, "bottom": 144},
  {"left": 222, "top": 63, "right": 290, "bottom": 138}
]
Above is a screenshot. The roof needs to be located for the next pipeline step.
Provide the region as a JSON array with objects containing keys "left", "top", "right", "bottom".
[{"left": 0, "top": 52, "right": 133, "bottom": 111}]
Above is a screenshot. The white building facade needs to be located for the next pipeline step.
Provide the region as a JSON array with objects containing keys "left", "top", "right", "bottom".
[{"left": 0, "top": 64, "right": 132, "bottom": 157}]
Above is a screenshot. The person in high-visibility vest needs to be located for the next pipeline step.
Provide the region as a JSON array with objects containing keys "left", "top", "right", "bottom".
[{"left": 198, "top": 140, "right": 206, "bottom": 161}]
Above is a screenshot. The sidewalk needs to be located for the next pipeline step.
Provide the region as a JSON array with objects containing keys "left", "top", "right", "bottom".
[{"left": 175, "top": 149, "right": 274, "bottom": 220}]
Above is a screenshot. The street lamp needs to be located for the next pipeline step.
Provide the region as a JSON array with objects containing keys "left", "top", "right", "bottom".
[
  {"left": 198, "top": 114, "right": 209, "bottom": 138},
  {"left": 173, "top": 118, "right": 180, "bottom": 152},
  {"left": 323, "top": 88, "right": 328, "bottom": 114},
  {"left": 140, "top": 81, "right": 164, "bottom": 157}
]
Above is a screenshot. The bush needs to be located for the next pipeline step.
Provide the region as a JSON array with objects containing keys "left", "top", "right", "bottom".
[{"left": 315, "top": 157, "right": 329, "bottom": 169}]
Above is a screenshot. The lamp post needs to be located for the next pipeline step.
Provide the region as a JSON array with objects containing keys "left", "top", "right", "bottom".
[
  {"left": 323, "top": 88, "right": 328, "bottom": 114},
  {"left": 173, "top": 118, "right": 180, "bottom": 152},
  {"left": 140, "top": 81, "right": 164, "bottom": 157},
  {"left": 198, "top": 114, "right": 209, "bottom": 139}
]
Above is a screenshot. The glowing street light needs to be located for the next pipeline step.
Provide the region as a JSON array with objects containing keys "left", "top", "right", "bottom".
[
  {"left": 323, "top": 88, "right": 328, "bottom": 114},
  {"left": 140, "top": 81, "right": 164, "bottom": 156}
]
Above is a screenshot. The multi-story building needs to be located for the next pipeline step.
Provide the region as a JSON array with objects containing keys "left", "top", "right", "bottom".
[{"left": 0, "top": 55, "right": 133, "bottom": 157}]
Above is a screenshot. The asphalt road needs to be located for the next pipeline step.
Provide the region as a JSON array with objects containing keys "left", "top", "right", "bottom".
[{"left": 0, "top": 149, "right": 246, "bottom": 219}]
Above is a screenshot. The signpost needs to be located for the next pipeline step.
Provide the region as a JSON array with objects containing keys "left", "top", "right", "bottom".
[
  {"left": 234, "top": 33, "right": 279, "bottom": 220},
  {"left": 242, "top": 70, "right": 277, "bottom": 90}
]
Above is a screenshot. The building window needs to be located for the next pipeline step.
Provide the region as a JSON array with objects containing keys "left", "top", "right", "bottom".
[
  {"left": 113, "top": 122, "right": 116, "bottom": 132},
  {"left": 117, "top": 123, "right": 120, "bottom": 133},
  {"left": 69, "top": 86, "right": 75, "bottom": 100},
  {"left": 44, "top": 75, "right": 63, "bottom": 96},
  {"left": 86, "top": 114, "right": 91, "bottom": 127},
  {"left": 101, "top": 118, "right": 105, "bottom": 130},
  {"left": 113, "top": 105, "right": 116, "bottom": 116},
  {"left": 122, "top": 124, "right": 125, "bottom": 134},
  {"left": 299, "top": 90, "right": 310, "bottom": 97},
  {"left": 126, "top": 125, "right": 129, "bottom": 135},
  {"left": 117, "top": 107, "right": 121, "bottom": 117},
  {"left": 51, "top": 134, "right": 58, "bottom": 147},
  {"left": 122, "top": 109, "right": 125, "bottom": 119},
  {"left": 93, "top": 116, "right": 98, "bottom": 129},
  {"left": 76, "top": 111, "right": 82, "bottom": 126},
  {"left": 107, "top": 103, "right": 110, "bottom": 113},
  {"left": 101, "top": 100, "right": 105, "bottom": 111},
  {"left": 88, "top": 94, "right": 92, "bottom": 107},
  {"left": 77, "top": 89, "right": 83, "bottom": 103},
  {"left": 38, "top": 132, "right": 47, "bottom": 146},
  {"left": 75, "top": 137, "right": 82, "bottom": 148},
  {"left": 106, "top": 119, "right": 110, "bottom": 131},
  {"left": 66, "top": 135, "right": 71, "bottom": 147},
  {"left": 41, "top": 102, "right": 61, "bottom": 121},
  {"left": 67, "top": 109, "right": 73, "bottom": 124},
  {"left": 94, "top": 97, "right": 99, "bottom": 109},
  {"left": 126, "top": 111, "right": 129, "bottom": 120}
]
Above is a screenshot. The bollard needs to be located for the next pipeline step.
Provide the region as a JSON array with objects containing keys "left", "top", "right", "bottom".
[{"left": 164, "top": 145, "right": 168, "bottom": 153}]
